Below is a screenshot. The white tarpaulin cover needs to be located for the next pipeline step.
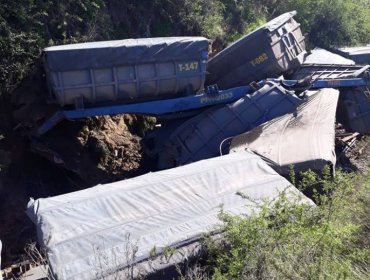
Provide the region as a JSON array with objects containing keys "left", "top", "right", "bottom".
[
  {"left": 27, "top": 152, "right": 313, "bottom": 280},
  {"left": 43, "top": 37, "right": 209, "bottom": 71},
  {"left": 303, "top": 47, "right": 354, "bottom": 65},
  {"left": 334, "top": 45, "right": 370, "bottom": 64},
  {"left": 230, "top": 88, "right": 339, "bottom": 174}
]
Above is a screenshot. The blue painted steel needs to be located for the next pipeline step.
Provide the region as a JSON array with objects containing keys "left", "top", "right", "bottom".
[
  {"left": 37, "top": 75, "right": 370, "bottom": 136},
  {"left": 268, "top": 76, "right": 370, "bottom": 89},
  {"left": 37, "top": 83, "right": 263, "bottom": 135},
  {"left": 311, "top": 78, "right": 370, "bottom": 88},
  {"left": 158, "top": 81, "right": 302, "bottom": 169}
]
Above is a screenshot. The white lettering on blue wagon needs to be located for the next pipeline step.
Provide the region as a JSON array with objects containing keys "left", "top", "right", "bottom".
[{"left": 200, "top": 92, "right": 233, "bottom": 104}]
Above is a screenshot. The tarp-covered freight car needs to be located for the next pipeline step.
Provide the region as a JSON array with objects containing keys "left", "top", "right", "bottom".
[
  {"left": 229, "top": 88, "right": 339, "bottom": 174},
  {"left": 43, "top": 37, "right": 209, "bottom": 106},
  {"left": 27, "top": 152, "right": 313, "bottom": 280}
]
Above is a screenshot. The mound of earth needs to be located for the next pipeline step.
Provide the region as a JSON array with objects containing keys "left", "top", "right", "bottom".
[
  {"left": 31, "top": 114, "right": 153, "bottom": 186},
  {"left": 1, "top": 67, "right": 157, "bottom": 265}
]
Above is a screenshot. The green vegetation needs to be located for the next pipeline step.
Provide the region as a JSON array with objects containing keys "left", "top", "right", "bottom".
[
  {"left": 1, "top": 2, "right": 370, "bottom": 277},
  {"left": 2, "top": 0, "right": 370, "bottom": 97},
  {"left": 190, "top": 169, "right": 370, "bottom": 279},
  {"left": 269, "top": 0, "right": 370, "bottom": 48},
  {"left": 0, "top": 0, "right": 107, "bottom": 96}
]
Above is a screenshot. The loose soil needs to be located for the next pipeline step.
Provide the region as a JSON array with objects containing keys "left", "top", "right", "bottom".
[{"left": 0, "top": 93, "right": 157, "bottom": 267}]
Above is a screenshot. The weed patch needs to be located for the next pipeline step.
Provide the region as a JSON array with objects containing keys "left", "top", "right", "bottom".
[{"left": 197, "top": 169, "right": 370, "bottom": 280}]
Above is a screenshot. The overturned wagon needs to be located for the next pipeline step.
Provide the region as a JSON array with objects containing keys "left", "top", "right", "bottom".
[
  {"left": 43, "top": 37, "right": 209, "bottom": 107},
  {"left": 206, "top": 11, "right": 306, "bottom": 89},
  {"left": 37, "top": 12, "right": 308, "bottom": 135},
  {"left": 158, "top": 81, "right": 302, "bottom": 169},
  {"left": 27, "top": 152, "right": 313, "bottom": 280}
]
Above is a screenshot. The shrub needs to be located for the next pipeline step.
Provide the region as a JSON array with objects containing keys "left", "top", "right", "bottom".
[
  {"left": 268, "top": 0, "right": 370, "bottom": 48},
  {"left": 202, "top": 169, "right": 370, "bottom": 280},
  {"left": 0, "top": 0, "right": 108, "bottom": 96}
]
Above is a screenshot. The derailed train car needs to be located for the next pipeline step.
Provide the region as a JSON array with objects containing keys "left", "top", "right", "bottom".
[
  {"left": 206, "top": 11, "right": 306, "bottom": 89},
  {"left": 43, "top": 37, "right": 209, "bottom": 107},
  {"left": 37, "top": 11, "right": 307, "bottom": 135},
  {"left": 27, "top": 152, "right": 314, "bottom": 280}
]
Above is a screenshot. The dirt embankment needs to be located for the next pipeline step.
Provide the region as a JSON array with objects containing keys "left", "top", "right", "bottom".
[
  {"left": 0, "top": 112, "right": 156, "bottom": 266},
  {"left": 0, "top": 66, "right": 157, "bottom": 266},
  {"left": 31, "top": 114, "right": 152, "bottom": 185},
  {"left": 7, "top": 62, "right": 157, "bottom": 183}
]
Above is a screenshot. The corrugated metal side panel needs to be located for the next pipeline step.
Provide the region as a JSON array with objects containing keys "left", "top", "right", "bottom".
[
  {"left": 158, "top": 81, "right": 302, "bottom": 169},
  {"left": 206, "top": 11, "right": 306, "bottom": 89},
  {"left": 43, "top": 37, "right": 209, "bottom": 106}
]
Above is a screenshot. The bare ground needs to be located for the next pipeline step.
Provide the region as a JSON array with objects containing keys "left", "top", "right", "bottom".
[{"left": 0, "top": 112, "right": 156, "bottom": 267}]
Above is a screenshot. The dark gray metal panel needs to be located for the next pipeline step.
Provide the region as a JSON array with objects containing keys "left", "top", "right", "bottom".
[
  {"left": 43, "top": 37, "right": 209, "bottom": 106},
  {"left": 206, "top": 11, "right": 306, "bottom": 89},
  {"left": 340, "top": 88, "right": 370, "bottom": 134},
  {"left": 158, "top": 81, "right": 302, "bottom": 169}
]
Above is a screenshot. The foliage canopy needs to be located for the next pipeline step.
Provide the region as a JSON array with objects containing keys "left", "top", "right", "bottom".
[{"left": 1, "top": 0, "right": 370, "bottom": 96}]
